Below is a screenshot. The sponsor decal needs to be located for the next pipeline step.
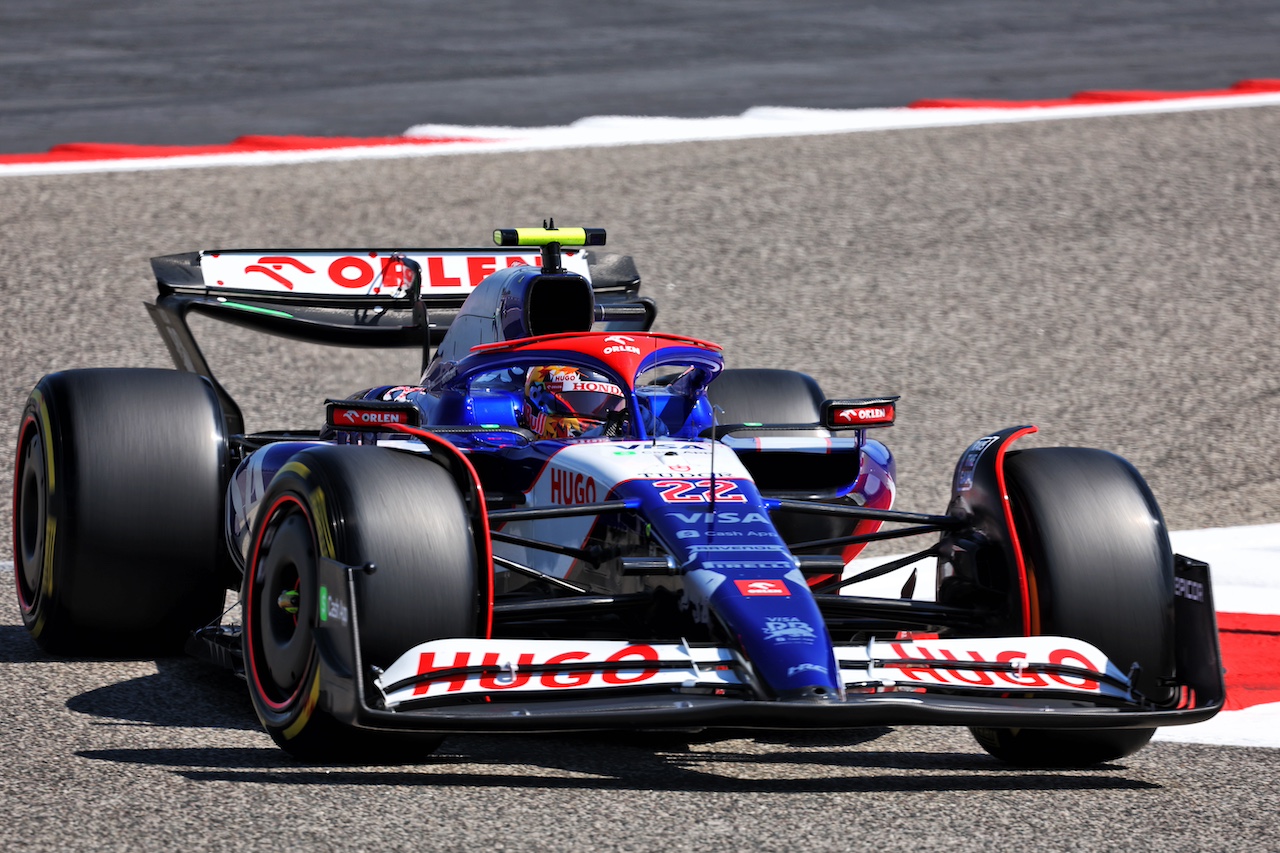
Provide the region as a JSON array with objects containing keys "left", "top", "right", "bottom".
[
  {"left": 243, "top": 256, "right": 314, "bottom": 290},
  {"left": 688, "top": 546, "right": 794, "bottom": 567},
  {"left": 411, "top": 644, "right": 662, "bottom": 697},
  {"left": 412, "top": 650, "right": 472, "bottom": 694},
  {"left": 318, "top": 585, "right": 349, "bottom": 625},
  {"left": 383, "top": 385, "right": 427, "bottom": 402},
  {"left": 1174, "top": 576, "right": 1205, "bottom": 602},
  {"left": 956, "top": 451, "right": 980, "bottom": 491},
  {"left": 324, "top": 399, "right": 420, "bottom": 431},
  {"left": 824, "top": 397, "right": 898, "bottom": 429},
  {"left": 549, "top": 468, "right": 597, "bottom": 505},
  {"left": 734, "top": 579, "right": 790, "bottom": 597},
  {"left": 762, "top": 617, "right": 818, "bottom": 644},
  {"left": 335, "top": 408, "right": 411, "bottom": 425},
  {"left": 241, "top": 254, "right": 415, "bottom": 293},
  {"left": 652, "top": 479, "right": 748, "bottom": 504},
  {"left": 670, "top": 525, "right": 747, "bottom": 537},
  {"left": 867, "top": 641, "right": 1102, "bottom": 691},
  {"left": 835, "top": 405, "right": 892, "bottom": 424},
  {"left": 668, "top": 511, "right": 771, "bottom": 524},
  {"left": 559, "top": 378, "right": 624, "bottom": 396},
  {"left": 201, "top": 250, "right": 590, "bottom": 295},
  {"left": 633, "top": 471, "right": 741, "bottom": 480},
  {"left": 602, "top": 334, "right": 642, "bottom": 356},
  {"left": 955, "top": 435, "right": 1001, "bottom": 491},
  {"left": 375, "top": 639, "right": 747, "bottom": 706},
  {"left": 788, "top": 663, "right": 829, "bottom": 677},
  {"left": 424, "top": 254, "right": 533, "bottom": 288}
]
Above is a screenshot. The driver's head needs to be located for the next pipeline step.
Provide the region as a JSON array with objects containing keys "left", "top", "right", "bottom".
[{"left": 523, "top": 365, "right": 626, "bottom": 439}]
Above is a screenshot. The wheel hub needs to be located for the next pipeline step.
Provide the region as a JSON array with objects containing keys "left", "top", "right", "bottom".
[
  {"left": 254, "top": 510, "right": 315, "bottom": 699},
  {"left": 17, "top": 430, "right": 47, "bottom": 598}
]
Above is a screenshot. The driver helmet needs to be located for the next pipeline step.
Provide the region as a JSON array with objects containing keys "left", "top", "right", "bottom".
[{"left": 523, "top": 365, "right": 627, "bottom": 439}]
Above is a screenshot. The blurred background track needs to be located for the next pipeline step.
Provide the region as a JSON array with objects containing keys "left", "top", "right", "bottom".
[{"left": 3, "top": 0, "right": 1280, "bottom": 153}]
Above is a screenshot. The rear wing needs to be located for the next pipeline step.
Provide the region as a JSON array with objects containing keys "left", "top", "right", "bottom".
[{"left": 146, "top": 247, "right": 654, "bottom": 435}]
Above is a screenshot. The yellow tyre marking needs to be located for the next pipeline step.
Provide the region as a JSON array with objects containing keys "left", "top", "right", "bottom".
[
  {"left": 276, "top": 460, "right": 335, "bottom": 558},
  {"left": 282, "top": 670, "right": 321, "bottom": 740},
  {"left": 33, "top": 390, "right": 54, "bottom": 493},
  {"left": 307, "top": 487, "right": 335, "bottom": 559},
  {"left": 279, "top": 460, "right": 312, "bottom": 480},
  {"left": 272, "top": 459, "right": 331, "bottom": 738}
]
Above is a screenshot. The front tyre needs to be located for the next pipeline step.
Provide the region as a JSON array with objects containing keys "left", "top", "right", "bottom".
[
  {"left": 970, "top": 447, "right": 1174, "bottom": 767},
  {"left": 971, "top": 726, "right": 1154, "bottom": 768},
  {"left": 243, "top": 446, "right": 479, "bottom": 762}
]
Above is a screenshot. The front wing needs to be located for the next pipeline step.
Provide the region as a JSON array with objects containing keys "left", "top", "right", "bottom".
[{"left": 304, "top": 555, "right": 1225, "bottom": 734}]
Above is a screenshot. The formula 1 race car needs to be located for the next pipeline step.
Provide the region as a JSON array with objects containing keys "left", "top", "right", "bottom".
[{"left": 13, "top": 226, "right": 1224, "bottom": 767}]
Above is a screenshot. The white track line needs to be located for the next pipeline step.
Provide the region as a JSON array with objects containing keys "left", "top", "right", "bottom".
[
  {"left": 842, "top": 524, "right": 1280, "bottom": 750},
  {"left": 845, "top": 523, "right": 1280, "bottom": 615},
  {"left": 402, "top": 92, "right": 1280, "bottom": 146},
  {"left": 4, "top": 92, "right": 1280, "bottom": 178}
]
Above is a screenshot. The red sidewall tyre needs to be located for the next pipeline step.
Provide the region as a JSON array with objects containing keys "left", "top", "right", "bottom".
[
  {"left": 971, "top": 447, "right": 1174, "bottom": 767},
  {"left": 242, "top": 446, "right": 479, "bottom": 762}
]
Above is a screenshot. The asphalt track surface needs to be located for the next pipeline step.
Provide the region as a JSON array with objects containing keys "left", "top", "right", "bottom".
[
  {"left": 5, "top": 0, "right": 1280, "bottom": 153},
  {"left": 6, "top": 2, "right": 1280, "bottom": 848},
  {"left": 2, "top": 103, "right": 1280, "bottom": 852}
]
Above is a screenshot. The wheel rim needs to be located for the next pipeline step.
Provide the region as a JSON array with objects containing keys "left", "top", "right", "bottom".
[
  {"left": 246, "top": 495, "right": 317, "bottom": 711},
  {"left": 15, "top": 420, "right": 47, "bottom": 611}
]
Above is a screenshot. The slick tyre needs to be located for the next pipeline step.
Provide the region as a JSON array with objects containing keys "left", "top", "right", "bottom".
[
  {"left": 13, "top": 369, "right": 230, "bottom": 655},
  {"left": 705, "top": 368, "right": 825, "bottom": 434},
  {"left": 243, "top": 446, "right": 479, "bottom": 763},
  {"left": 970, "top": 447, "right": 1174, "bottom": 767},
  {"left": 706, "top": 368, "right": 865, "bottom": 556}
]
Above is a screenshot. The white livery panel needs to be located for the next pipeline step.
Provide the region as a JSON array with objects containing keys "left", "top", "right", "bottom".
[
  {"left": 375, "top": 639, "right": 742, "bottom": 707},
  {"left": 373, "top": 635, "right": 1132, "bottom": 708},
  {"left": 198, "top": 249, "right": 592, "bottom": 297},
  {"left": 836, "top": 636, "right": 1132, "bottom": 699},
  {"left": 493, "top": 439, "right": 755, "bottom": 578}
]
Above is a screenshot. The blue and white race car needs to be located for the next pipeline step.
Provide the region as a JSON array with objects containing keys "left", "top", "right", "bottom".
[{"left": 13, "top": 226, "right": 1224, "bottom": 766}]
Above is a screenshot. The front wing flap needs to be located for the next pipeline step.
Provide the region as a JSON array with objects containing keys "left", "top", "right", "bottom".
[{"left": 373, "top": 635, "right": 1133, "bottom": 710}]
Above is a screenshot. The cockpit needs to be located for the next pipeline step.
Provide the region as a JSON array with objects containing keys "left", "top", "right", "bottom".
[{"left": 461, "top": 354, "right": 718, "bottom": 441}]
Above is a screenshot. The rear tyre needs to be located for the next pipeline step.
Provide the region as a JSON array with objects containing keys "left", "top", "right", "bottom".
[
  {"left": 970, "top": 447, "right": 1174, "bottom": 767},
  {"left": 242, "top": 446, "right": 479, "bottom": 763},
  {"left": 705, "top": 368, "right": 825, "bottom": 433},
  {"left": 13, "top": 369, "right": 229, "bottom": 655},
  {"left": 706, "top": 368, "right": 866, "bottom": 558}
]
